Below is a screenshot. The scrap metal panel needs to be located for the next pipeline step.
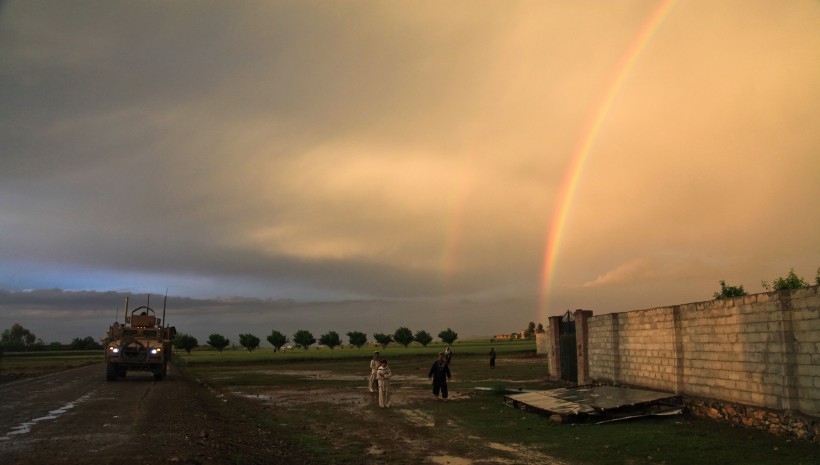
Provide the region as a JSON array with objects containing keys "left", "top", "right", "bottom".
[{"left": 505, "top": 386, "right": 682, "bottom": 423}]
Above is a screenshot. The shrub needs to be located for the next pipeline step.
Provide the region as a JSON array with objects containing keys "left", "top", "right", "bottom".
[
  {"left": 713, "top": 280, "right": 747, "bottom": 299},
  {"left": 763, "top": 268, "right": 809, "bottom": 291}
]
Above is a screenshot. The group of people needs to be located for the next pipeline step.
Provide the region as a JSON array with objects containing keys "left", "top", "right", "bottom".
[{"left": 368, "top": 348, "right": 457, "bottom": 408}]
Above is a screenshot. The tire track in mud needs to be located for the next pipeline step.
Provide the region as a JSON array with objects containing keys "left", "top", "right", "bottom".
[
  {"left": 0, "top": 364, "right": 102, "bottom": 446},
  {"left": 1, "top": 363, "right": 304, "bottom": 465},
  {"left": 0, "top": 363, "right": 157, "bottom": 462},
  {"left": 0, "top": 391, "right": 94, "bottom": 441}
]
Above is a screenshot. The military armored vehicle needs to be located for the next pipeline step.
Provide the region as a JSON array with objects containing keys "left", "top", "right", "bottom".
[{"left": 105, "top": 296, "right": 176, "bottom": 381}]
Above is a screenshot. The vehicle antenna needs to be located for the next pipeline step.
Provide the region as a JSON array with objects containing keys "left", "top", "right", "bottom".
[{"left": 162, "top": 289, "right": 168, "bottom": 328}]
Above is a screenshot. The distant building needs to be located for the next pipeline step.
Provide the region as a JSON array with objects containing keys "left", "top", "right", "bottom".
[{"left": 494, "top": 327, "right": 542, "bottom": 340}]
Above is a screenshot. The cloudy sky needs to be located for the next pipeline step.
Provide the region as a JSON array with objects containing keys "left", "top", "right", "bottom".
[{"left": 1, "top": 1, "right": 818, "bottom": 344}]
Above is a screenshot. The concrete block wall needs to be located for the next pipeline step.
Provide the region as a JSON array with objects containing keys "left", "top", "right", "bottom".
[
  {"left": 788, "top": 286, "right": 820, "bottom": 416},
  {"left": 587, "top": 285, "right": 820, "bottom": 418},
  {"left": 677, "top": 295, "right": 779, "bottom": 409},
  {"left": 588, "top": 308, "right": 678, "bottom": 391},
  {"left": 535, "top": 329, "right": 550, "bottom": 356}
]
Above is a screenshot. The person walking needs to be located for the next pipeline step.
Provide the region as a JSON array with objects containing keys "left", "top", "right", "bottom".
[
  {"left": 368, "top": 351, "right": 381, "bottom": 392},
  {"left": 489, "top": 347, "right": 496, "bottom": 368},
  {"left": 377, "top": 359, "right": 392, "bottom": 408},
  {"left": 428, "top": 352, "right": 452, "bottom": 400},
  {"left": 444, "top": 346, "right": 452, "bottom": 365}
]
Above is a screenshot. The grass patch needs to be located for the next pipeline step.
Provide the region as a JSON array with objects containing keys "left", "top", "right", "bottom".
[{"left": 444, "top": 392, "right": 818, "bottom": 465}]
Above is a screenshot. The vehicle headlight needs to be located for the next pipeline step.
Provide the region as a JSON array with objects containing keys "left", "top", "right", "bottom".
[
  {"left": 108, "top": 346, "right": 120, "bottom": 353},
  {"left": 150, "top": 347, "right": 161, "bottom": 355}
]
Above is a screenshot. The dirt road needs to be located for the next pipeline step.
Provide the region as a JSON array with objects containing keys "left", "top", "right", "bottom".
[{"left": 0, "top": 363, "right": 294, "bottom": 465}]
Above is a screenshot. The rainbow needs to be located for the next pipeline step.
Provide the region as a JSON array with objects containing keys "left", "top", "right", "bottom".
[
  {"left": 440, "top": 175, "right": 469, "bottom": 288},
  {"left": 538, "top": 0, "right": 679, "bottom": 318}
]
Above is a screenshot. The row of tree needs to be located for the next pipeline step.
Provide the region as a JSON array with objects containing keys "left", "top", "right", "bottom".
[
  {"left": 172, "top": 327, "right": 460, "bottom": 354},
  {"left": 713, "top": 267, "right": 820, "bottom": 300},
  {"left": 0, "top": 321, "right": 459, "bottom": 354},
  {"left": 0, "top": 323, "right": 104, "bottom": 352}
]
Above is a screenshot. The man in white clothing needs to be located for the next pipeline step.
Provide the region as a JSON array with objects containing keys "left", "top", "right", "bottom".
[
  {"left": 377, "top": 359, "right": 392, "bottom": 407},
  {"left": 368, "top": 351, "right": 380, "bottom": 392}
]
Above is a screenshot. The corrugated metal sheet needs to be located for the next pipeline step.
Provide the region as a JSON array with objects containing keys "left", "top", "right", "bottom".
[{"left": 505, "top": 386, "right": 681, "bottom": 422}]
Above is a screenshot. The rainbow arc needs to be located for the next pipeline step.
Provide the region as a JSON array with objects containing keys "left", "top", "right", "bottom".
[{"left": 538, "top": 0, "right": 680, "bottom": 319}]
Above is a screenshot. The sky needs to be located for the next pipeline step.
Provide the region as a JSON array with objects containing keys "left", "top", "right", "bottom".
[{"left": 1, "top": 0, "right": 819, "bottom": 345}]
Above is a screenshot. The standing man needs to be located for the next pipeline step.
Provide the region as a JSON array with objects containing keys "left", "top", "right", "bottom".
[
  {"left": 368, "top": 351, "right": 381, "bottom": 392},
  {"left": 489, "top": 347, "right": 496, "bottom": 368},
  {"left": 444, "top": 346, "right": 452, "bottom": 365},
  {"left": 367, "top": 350, "right": 381, "bottom": 392},
  {"left": 377, "top": 359, "right": 392, "bottom": 408},
  {"left": 428, "top": 352, "right": 452, "bottom": 400}
]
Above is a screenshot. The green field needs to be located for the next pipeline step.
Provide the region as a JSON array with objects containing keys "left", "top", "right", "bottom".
[
  {"left": 176, "top": 338, "right": 534, "bottom": 363},
  {"left": 0, "top": 350, "right": 103, "bottom": 382}
]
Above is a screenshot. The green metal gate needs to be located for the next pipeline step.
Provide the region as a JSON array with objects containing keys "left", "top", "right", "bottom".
[{"left": 559, "top": 310, "right": 577, "bottom": 383}]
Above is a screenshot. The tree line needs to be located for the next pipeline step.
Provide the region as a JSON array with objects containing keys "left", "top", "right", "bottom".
[
  {"left": 0, "top": 323, "right": 103, "bottom": 352},
  {"left": 172, "top": 327, "right": 460, "bottom": 354}
]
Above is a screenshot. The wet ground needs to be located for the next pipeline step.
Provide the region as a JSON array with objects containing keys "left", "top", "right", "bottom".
[
  {"left": 1, "top": 358, "right": 564, "bottom": 465},
  {"left": 0, "top": 363, "right": 296, "bottom": 465}
]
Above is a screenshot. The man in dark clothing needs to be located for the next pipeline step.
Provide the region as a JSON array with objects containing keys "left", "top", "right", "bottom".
[{"left": 428, "top": 353, "right": 452, "bottom": 400}]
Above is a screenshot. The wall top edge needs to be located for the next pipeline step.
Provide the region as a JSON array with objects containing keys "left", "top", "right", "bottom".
[{"left": 581, "top": 284, "right": 819, "bottom": 318}]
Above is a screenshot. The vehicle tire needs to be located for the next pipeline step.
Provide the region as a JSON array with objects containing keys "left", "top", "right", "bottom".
[
  {"left": 153, "top": 364, "right": 165, "bottom": 381},
  {"left": 106, "top": 363, "right": 118, "bottom": 381}
]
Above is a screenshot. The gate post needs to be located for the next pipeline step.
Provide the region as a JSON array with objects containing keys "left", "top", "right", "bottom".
[
  {"left": 575, "top": 309, "right": 593, "bottom": 385},
  {"left": 547, "top": 315, "right": 562, "bottom": 380}
]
